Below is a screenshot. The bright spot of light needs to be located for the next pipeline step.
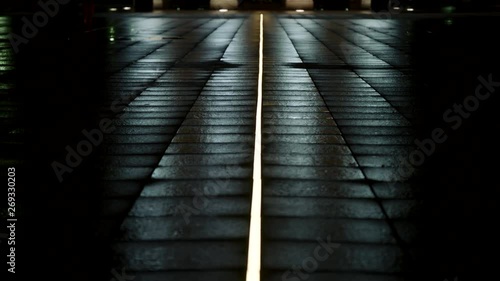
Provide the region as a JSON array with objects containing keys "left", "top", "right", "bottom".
[
  {"left": 442, "top": 6, "right": 456, "bottom": 13},
  {"left": 109, "top": 8, "right": 117, "bottom": 12},
  {"left": 123, "top": 7, "right": 131, "bottom": 11},
  {"left": 296, "top": 9, "right": 305, "bottom": 12},
  {"left": 406, "top": 8, "right": 414, "bottom": 12},
  {"left": 219, "top": 9, "right": 228, "bottom": 12},
  {"left": 109, "top": 38, "right": 115, "bottom": 42},
  {"left": 393, "top": 7, "right": 400, "bottom": 10}
]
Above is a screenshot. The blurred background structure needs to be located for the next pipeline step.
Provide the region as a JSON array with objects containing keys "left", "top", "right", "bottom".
[{"left": 1, "top": 0, "right": 500, "bottom": 13}]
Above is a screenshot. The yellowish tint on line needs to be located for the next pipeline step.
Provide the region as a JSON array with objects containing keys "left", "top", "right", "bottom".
[{"left": 246, "top": 13, "right": 264, "bottom": 281}]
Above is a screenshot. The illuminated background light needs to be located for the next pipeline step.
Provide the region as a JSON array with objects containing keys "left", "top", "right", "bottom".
[
  {"left": 210, "top": 0, "right": 239, "bottom": 10},
  {"left": 285, "top": 0, "right": 313, "bottom": 10}
]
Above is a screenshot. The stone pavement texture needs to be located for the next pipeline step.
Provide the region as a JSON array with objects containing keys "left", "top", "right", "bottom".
[{"left": 1, "top": 11, "right": 499, "bottom": 281}]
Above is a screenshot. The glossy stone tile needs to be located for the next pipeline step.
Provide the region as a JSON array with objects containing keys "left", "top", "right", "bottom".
[
  {"left": 262, "top": 153, "right": 357, "bottom": 167},
  {"left": 263, "top": 180, "right": 373, "bottom": 198},
  {"left": 328, "top": 106, "right": 399, "bottom": 114},
  {"left": 263, "top": 217, "right": 395, "bottom": 243},
  {"left": 335, "top": 119, "right": 412, "bottom": 127},
  {"left": 113, "top": 241, "right": 247, "bottom": 271},
  {"left": 159, "top": 154, "right": 252, "bottom": 166},
  {"left": 263, "top": 134, "right": 344, "bottom": 144},
  {"left": 348, "top": 145, "right": 412, "bottom": 156},
  {"left": 120, "top": 217, "right": 249, "bottom": 241},
  {"left": 340, "top": 126, "right": 415, "bottom": 136},
  {"left": 171, "top": 134, "right": 254, "bottom": 143},
  {"left": 141, "top": 180, "right": 252, "bottom": 197},
  {"left": 263, "top": 197, "right": 384, "bottom": 219},
  {"left": 182, "top": 118, "right": 255, "bottom": 126},
  {"left": 152, "top": 165, "right": 252, "bottom": 180},
  {"left": 186, "top": 111, "right": 255, "bottom": 119},
  {"left": 262, "top": 242, "right": 407, "bottom": 272},
  {"left": 343, "top": 135, "right": 414, "bottom": 145},
  {"left": 128, "top": 196, "right": 250, "bottom": 218},
  {"left": 164, "top": 143, "right": 254, "bottom": 154},
  {"left": 262, "top": 125, "right": 341, "bottom": 135},
  {"left": 262, "top": 143, "right": 352, "bottom": 154},
  {"left": 263, "top": 166, "right": 364, "bottom": 181},
  {"left": 177, "top": 125, "right": 254, "bottom": 134}
]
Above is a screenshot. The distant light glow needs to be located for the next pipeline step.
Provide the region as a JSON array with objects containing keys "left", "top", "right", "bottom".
[
  {"left": 345, "top": 8, "right": 349, "bottom": 11},
  {"left": 109, "top": 8, "right": 117, "bottom": 11},
  {"left": 109, "top": 38, "right": 115, "bottom": 42},
  {"left": 219, "top": 9, "right": 228, "bottom": 12},
  {"left": 442, "top": 6, "right": 456, "bottom": 13},
  {"left": 393, "top": 7, "right": 400, "bottom": 10},
  {"left": 406, "top": 8, "right": 414, "bottom": 11},
  {"left": 123, "top": 7, "right": 131, "bottom": 10},
  {"left": 296, "top": 9, "right": 305, "bottom": 12}
]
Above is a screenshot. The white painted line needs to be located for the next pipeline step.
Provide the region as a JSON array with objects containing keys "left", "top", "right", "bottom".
[{"left": 246, "top": 13, "right": 264, "bottom": 281}]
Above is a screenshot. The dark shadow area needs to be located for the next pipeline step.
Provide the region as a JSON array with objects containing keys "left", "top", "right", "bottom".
[
  {"left": 315, "top": 0, "right": 350, "bottom": 10},
  {"left": 408, "top": 15, "right": 500, "bottom": 281},
  {"left": 371, "top": 0, "right": 500, "bottom": 12},
  {"left": 2, "top": 11, "right": 122, "bottom": 281}
]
